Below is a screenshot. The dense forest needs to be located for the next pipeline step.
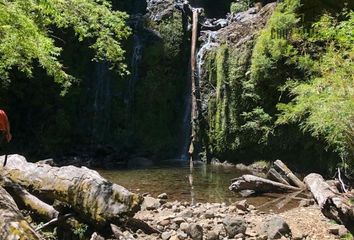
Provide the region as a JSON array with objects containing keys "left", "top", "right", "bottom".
[
  {"left": 0, "top": 0, "right": 354, "bottom": 239},
  {"left": 0, "top": 0, "right": 353, "bottom": 174}
]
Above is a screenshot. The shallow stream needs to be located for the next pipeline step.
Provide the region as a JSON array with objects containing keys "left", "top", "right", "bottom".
[{"left": 98, "top": 162, "right": 299, "bottom": 211}]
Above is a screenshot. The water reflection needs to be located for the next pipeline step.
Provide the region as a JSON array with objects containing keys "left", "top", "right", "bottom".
[
  {"left": 99, "top": 163, "right": 245, "bottom": 204},
  {"left": 98, "top": 163, "right": 301, "bottom": 211}
]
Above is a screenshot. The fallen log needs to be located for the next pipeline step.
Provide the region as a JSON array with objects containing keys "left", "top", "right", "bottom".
[
  {"left": 274, "top": 160, "right": 305, "bottom": 189},
  {"left": 229, "top": 174, "right": 301, "bottom": 193},
  {"left": 0, "top": 185, "right": 43, "bottom": 239},
  {"left": 304, "top": 173, "right": 354, "bottom": 231},
  {"left": 1, "top": 154, "right": 143, "bottom": 228},
  {"left": 3, "top": 178, "right": 59, "bottom": 221}
]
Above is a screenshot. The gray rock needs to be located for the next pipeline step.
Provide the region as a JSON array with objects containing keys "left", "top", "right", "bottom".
[
  {"left": 170, "top": 236, "right": 180, "bottom": 240},
  {"left": 177, "top": 230, "right": 188, "bottom": 240},
  {"left": 234, "top": 233, "right": 245, "bottom": 239},
  {"left": 235, "top": 199, "right": 249, "bottom": 211},
  {"left": 180, "top": 222, "right": 189, "bottom": 232},
  {"left": 222, "top": 217, "right": 247, "bottom": 238},
  {"left": 159, "top": 219, "right": 170, "bottom": 226},
  {"left": 261, "top": 216, "right": 291, "bottom": 239},
  {"left": 188, "top": 224, "right": 203, "bottom": 240},
  {"left": 161, "top": 231, "right": 173, "bottom": 240},
  {"left": 329, "top": 225, "right": 348, "bottom": 236},
  {"left": 170, "top": 223, "right": 179, "bottom": 230},
  {"left": 158, "top": 193, "right": 168, "bottom": 199},
  {"left": 206, "top": 230, "right": 219, "bottom": 240},
  {"left": 204, "top": 210, "right": 215, "bottom": 219},
  {"left": 90, "top": 232, "right": 105, "bottom": 240},
  {"left": 141, "top": 196, "right": 161, "bottom": 210},
  {"left": 178, "top": 209, "right": 193, "bottom": 218},
  {"left": 164, "top": 202, "right": 173, "bottom": 209}
]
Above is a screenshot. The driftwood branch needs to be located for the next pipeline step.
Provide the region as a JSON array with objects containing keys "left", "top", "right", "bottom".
[
  {"left": 267, "top": 168, "right": 290, "bottom": 186},
  {"left": 274, "top": 160, "right": 305, "bottom": 189},
  {"left": 229, "top": 174, "right": 301, "bottom": 193},
  {"left": 35, "top": 213, "right": 74, "bottom": 231}
]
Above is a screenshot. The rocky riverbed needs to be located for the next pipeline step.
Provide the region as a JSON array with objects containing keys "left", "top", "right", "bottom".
[{"left": 108, "top": 194, "right": 350, "bottom": 240}]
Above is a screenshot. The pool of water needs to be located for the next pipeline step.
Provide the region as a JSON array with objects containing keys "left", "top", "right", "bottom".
[{"left": 98, "top": 162, "right": 299, "bottom": 210}]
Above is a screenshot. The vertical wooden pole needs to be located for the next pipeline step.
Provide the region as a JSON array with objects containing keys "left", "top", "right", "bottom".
[{"left": 189, "top": 10, "right": 198, "bottom": 165}]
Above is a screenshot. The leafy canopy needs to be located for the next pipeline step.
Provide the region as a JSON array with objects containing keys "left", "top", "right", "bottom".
[{"left": 0, "top": 0, "right": 130, "bottom": 93}]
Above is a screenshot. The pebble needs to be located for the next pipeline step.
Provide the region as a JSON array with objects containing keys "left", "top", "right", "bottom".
[{"left": 180, "top": 222, "right": 189, "bottom": 232}]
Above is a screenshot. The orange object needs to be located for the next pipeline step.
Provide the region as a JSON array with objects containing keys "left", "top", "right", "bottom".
[{"left": 0, "top": 109, "right": 12, "bottom": 142}]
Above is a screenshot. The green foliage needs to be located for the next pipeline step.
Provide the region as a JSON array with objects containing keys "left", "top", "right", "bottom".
[
  {"left": 250, "top": 0, "right": 300, "bottom": 85},
  {"left": 230, "top": 1, "right": 249, "bottom": 14},
  {"left": 73, "top": 223, "right": 88, "bottom": 240},
  {"left": 0, "top": 0, "right": 130, "bottom": 93},
  {"left": 277, "top": 10, "right": 354, "bottom": 162},
  {"left": 204, "top": 0, "right": 341, "bottom": 168},
  {"left": 341, "top": 232, "right": 354, "bottom": 240},
  {"left": 204, "top": 39, "right": 272, "bottom": 159},
  {"left": 230, "top": 0, "right": 257, "bottom": 14}
]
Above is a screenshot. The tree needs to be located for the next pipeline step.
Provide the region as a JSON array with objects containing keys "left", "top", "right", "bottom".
[{"left": 0, "top": 0, "right": 130, "bottom": 94}]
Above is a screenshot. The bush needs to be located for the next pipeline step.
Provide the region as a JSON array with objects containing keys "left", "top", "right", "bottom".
[
  {"left": 277, "top": 10, "right": 354, "bottom": 164},
  {"left": 230, "top": 1, "right": 249, "bottom": 14}
]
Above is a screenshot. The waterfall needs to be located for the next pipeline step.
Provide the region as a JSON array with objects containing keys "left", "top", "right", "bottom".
[
  {"left": 125, "top": 14, "right": 144, "bottom": 108},
  {"left": 91, "top": 62, "right": 112, "bottom": 143},
  {"left": 179, "top": 8, "right": 221, "bottom": 161},
  {"left": 197, "top": 31, "right": 219, "bottom": 81},
  {"left": 180, "top": 89, "right": 192, "bottom": 160}
]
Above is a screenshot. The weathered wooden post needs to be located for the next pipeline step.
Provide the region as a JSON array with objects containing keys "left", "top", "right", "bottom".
[{"left": 189, "top": 9, "right": 199, "bottom": 166}]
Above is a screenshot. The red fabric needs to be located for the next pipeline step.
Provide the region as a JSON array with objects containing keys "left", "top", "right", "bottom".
[{"left": 0, "top": 109, "right": 11, "bottom": 142}]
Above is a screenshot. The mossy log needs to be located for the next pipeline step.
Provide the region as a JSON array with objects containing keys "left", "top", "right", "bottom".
[
  {"left": 1, "top": 154, "right": 143, "bottom": 228},
  {"left": 229, "top": 174, "right": 301, "bottom": 193},
  {"left": 0, "top": 185, "right": 43, "bottom": 239},
  {"left": 304, "top": 173, "right": 354, "bottom": 231}
]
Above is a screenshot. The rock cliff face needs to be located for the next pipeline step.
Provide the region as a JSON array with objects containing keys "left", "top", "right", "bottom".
[{"left": 195, "top": 3, "right": 276, "bottom": 161}]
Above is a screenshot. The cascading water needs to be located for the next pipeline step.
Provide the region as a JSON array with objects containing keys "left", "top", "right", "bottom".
[
  {"left": 91, "top": 62, "right": 113, "bottom": 143},
  {"left": 179, "top": 85, "right": 192, "bottom": 161},
  {"left": 197, "top": 31, "right": 219, "bottom": 83},
  {"left": 125, "top": 14, "right": 144, "bottom": 108}
]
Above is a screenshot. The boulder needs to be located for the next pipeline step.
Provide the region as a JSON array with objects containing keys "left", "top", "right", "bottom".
[
  {"left": 222, "top": 217, "right": 247, "bottom": 238},
  {"left": 142, "top": 196, "right": 161, "bottom": 211},
  {"left": 261, "top": 216, "right": 291, "bottom": 239},
  {"left": 187, "top": 224, "right": 203, "bottom": 240}
]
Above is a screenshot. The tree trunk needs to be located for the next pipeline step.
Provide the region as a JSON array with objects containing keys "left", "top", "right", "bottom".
[
  {"left": 229, "top": 174, "right": 301, "bottom": 193},
  {"left": 0, "top": 185, "right": 43, "bottom": 239},
  {"left": 304, "top": 173, "right": 354, "bottom": 231},
  {"left": 1, "top": 154, "right": 143, "bottom": 228}
]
